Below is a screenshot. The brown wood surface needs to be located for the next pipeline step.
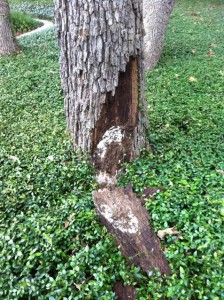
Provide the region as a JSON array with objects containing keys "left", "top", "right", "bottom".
[
  {"left": 115, "top": 282, "right": 137, "bottom": 300},
  {"left": 93, "top": 185, "right": 171, "bottom": 275}
]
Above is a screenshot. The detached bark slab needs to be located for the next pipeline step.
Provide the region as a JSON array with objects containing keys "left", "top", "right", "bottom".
[{"left": 93, "top": 186, "right": 171, "bottom": 275}]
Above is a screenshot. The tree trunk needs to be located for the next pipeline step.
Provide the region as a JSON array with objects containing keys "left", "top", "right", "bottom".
[
  {"left": 55, "top": 0, "right": 150, "bottom": 174},
  {"left": 143, "top": 0, "right": 175, "bottom": 70},
  {"left": 55, "top": 1, "right": 172, "bottom": 297},
  {"left": 0, "top": 0, "right": 18, "bottom": 56}
]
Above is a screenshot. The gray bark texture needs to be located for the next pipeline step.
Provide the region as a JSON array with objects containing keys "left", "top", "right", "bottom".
[
  {"left": 143, "top": 0, "right": 175, "bottom": 70},
  {"left": 0, "top": 0, "right": 18, "bottom": 56},
  {"left": 55, "top": 0, "right": 150, "bottom": 173}
]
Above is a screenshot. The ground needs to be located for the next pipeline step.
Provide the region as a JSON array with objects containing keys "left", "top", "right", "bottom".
[{"left": 0, "top": 0, "right": 223, "bottom": 299}]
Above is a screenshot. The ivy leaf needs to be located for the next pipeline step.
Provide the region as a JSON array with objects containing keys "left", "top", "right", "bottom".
[{"left": 179, "top": 266, "right": 185, "bottom": 279}]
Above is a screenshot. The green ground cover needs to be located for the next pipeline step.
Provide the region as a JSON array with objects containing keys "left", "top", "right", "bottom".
[
  {"left": 10, "top": 0, "right": 54, "bottom": 20},
  {"left": 0, "top": 0, "right": 223, "bottom": 299},
  {"left": 11, "top": 11, "right": 42, "bottom": 35}
]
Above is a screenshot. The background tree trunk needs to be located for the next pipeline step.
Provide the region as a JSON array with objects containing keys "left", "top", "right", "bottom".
[
  {"left": 0, "top": 0, "right": 18, "bottom": 56},
  {"left": 55, "top": 0, "right": 150, "bottom": 174},
  {"left": 143, "top": 0, "right": 175, "bottom": 70}
]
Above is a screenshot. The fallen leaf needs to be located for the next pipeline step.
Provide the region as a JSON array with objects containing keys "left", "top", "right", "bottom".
[
  {"left": 68, "top": 213, "right": 75, "bottom": 221},
  {"left": 188, "top": 76, "right": 197, "bottom": 82},
  {"left": 47, "top": 155, "right": 54, "bottom": 161},
  {"left": 74, "top": 283, "right": 81, "bottom": 291},
  {"left": 216, "top": 169, "right": 224, "bottom": 175},
  {"left": 8, "top": 155, "right": 20, "bottom": 162},
  {"left": 207, "top": 50, "right": 214, "bottom": 57},
  {"left": 157, "top": 227, "right": 183, "bottom": 240},
  {"left": 190, "top": 12, "right": 200, "bottom": 17},
  {"left": 74, "top": 277, "right": 91, "bottom": 290},
  {"left": 64, "top": 221, "right": 70, "bottom": 229}
]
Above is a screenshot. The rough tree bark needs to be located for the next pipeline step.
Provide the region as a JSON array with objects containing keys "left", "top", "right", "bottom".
[
  {"left": 0, "top": 0, "right": 18, "bottom": 56},
  {"left": 143, "top": 0, "right": 175, "bottom": 70},
  {"left": 55, "top": 0, "right": 149, "bottom": 174}
]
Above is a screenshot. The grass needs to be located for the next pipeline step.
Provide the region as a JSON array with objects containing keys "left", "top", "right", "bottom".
[
  {"left": 0, "top": 0, "right": 224, "bottom": 299},
  {"left": 11, "top": 11, "right": 43, "bottom": 35}
]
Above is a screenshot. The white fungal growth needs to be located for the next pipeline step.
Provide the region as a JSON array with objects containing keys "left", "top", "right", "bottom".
[
  {"left": 96, "top": 126, "right": 124, "bottom": 159},
  {"left": 95, "top": 171, "right": 116, "bottom": 186},
  {"left": 99, "top": 204, "right": 139, "bottom": 234}
]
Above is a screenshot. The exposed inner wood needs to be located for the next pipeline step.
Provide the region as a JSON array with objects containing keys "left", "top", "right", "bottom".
[
  {"left": 93, "top": 57, "right": 139, "bottom": 174},
  {"left": 93, "top": 57, "right": 138, "bottom": 147}
]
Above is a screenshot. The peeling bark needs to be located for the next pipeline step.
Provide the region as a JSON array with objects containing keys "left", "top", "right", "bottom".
[{"left": 0, "top": 0, "right": 18, "bottom": 56}]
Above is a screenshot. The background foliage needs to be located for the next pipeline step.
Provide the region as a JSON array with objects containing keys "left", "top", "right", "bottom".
[
  {"left": 10, "top": 0, "right": 54, "bottom": 20},
  {"left": 1, "top": 0, "right": 224, "bottom": 299},
  {"left": 11, "top": 11, "right": 42, "bottom": 35}
]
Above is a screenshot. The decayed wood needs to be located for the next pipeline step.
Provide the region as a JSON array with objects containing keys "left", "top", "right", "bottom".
[
  {"left": 93, "top": 186, "right": 171, "bottom": 275},
  {"left": 115, "top": 281, "right": 137, "bottom": 300},
  {"left": 55, "top": 0, "right": 149, "bottom": 172},
  {"left": 0, "top": 0, "right": 18, "bottom": 56},
  {"left": 92, "top": 57, "right": 140, "bottom": 174},
  {"left": 143, "top": 0, "right": 175, "bottom": 70}
]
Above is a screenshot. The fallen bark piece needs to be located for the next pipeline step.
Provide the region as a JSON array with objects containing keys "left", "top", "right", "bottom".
[
  {"left": 157, "top": 227, "right": 183, "bottom": 240},
  {"left": 115, "top": 281, "right": 137, "bottom": 300},
  {"left": 93, "top": 186, "right": 171, "bottom": 275}
]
